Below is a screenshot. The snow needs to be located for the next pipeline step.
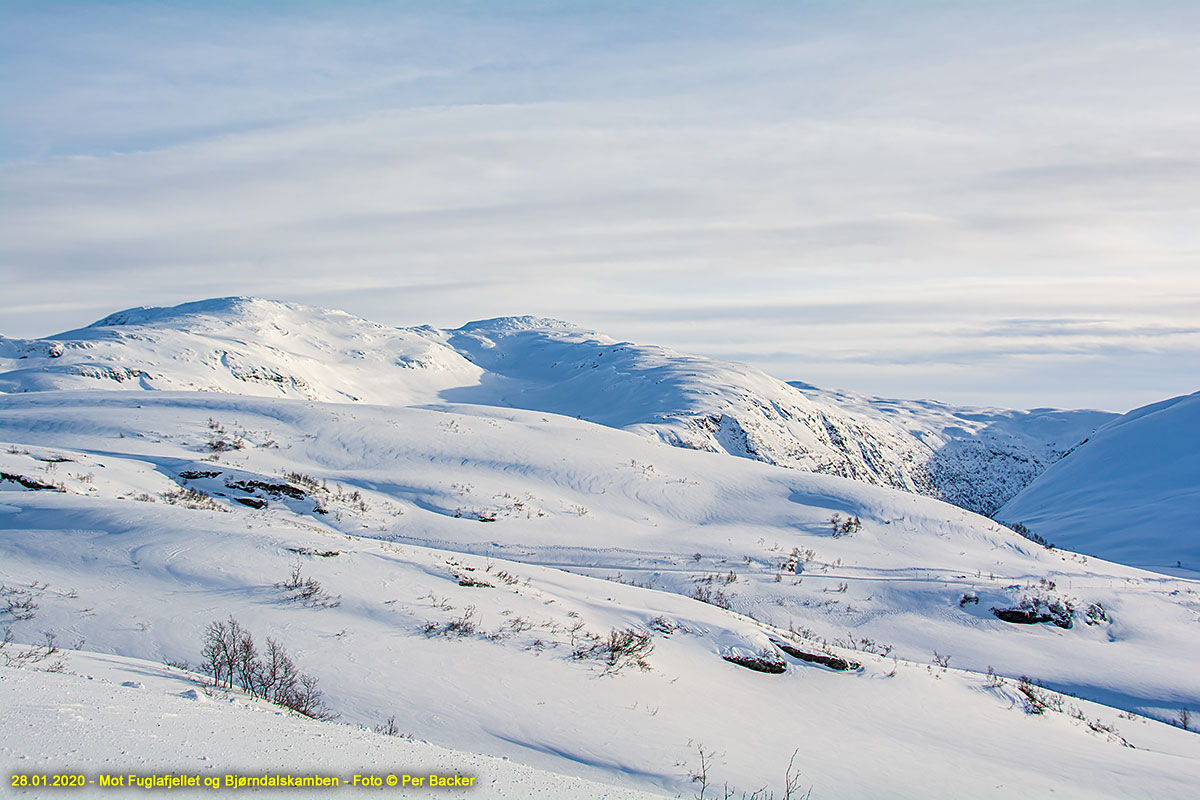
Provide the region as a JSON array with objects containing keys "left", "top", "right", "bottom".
[
  {"left": 997, "top": 391, "right": 1200, "bottom": 572},
  {"left": 1, "top": 297, "right": 1116, "bottom": 515},
  {"left": 1, "top": 297, "right": 1197, "bottom": 798},
  {"left": 1, "top": 651, "right": 666, "bottom": 799}
]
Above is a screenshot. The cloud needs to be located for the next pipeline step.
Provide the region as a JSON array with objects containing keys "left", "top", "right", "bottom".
[{"left": 1, "top": 1, "right": 1198, "bottom": 411}]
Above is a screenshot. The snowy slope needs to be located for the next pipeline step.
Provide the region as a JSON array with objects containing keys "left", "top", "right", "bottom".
[
  {"left": 0, "top": 298, "right": 1114, "bottom": 515},
  {"left": 2, "top": 388, "right": 1198, "bottom": 798},
  {"left": 793, "top": 383, "right": 1117, "bottom": 516},
  {"left": 0, "top": 297, "right": 482, "bottom": 405},
  {"left": 1, "top": 652, "right": 668, "bottom": 800},
  {"left": 997, "top": 391, "right": 1200, "bottom": 570}
]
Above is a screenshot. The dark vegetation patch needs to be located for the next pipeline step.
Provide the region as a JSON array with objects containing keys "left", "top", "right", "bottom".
[{"left": 286, "top": 547, "right": 341, "bottom": 558}]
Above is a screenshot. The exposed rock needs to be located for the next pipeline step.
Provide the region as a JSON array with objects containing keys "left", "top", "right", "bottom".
[
  {"left": 233, "top": 496, "right": 267, "bottom": 509},
  {"left": 179, "top": 469, "right": 222, "bottom": 480},
  {"left": 772, "top": 640, "right": 861, "bottom": 671},
  {"left": 991, "top": 598, "right": 1073, "bottom": 629},
  {"left": 721, "top": 647, "right": 787, "bottom": 674},
  {"left": 224, "top": 479, "right": 307, "bottom": 500},
  {"left": 0, "top": 472, "right": 61, "bottom": 491}
]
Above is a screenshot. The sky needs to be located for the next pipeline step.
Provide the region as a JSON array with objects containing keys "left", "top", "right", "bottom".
[{"left": 2, "top": 0, "right": 1198, "bottom": 412}]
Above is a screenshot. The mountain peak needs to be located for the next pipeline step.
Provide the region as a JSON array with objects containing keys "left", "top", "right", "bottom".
[
  {"left": 86, "top": 296, "right": 273, "bottom": 329},
  {"left": 453, "top": 315, "right": 584, "bottom": 335}
]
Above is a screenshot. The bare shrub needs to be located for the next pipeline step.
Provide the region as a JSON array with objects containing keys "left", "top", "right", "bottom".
[
  {"left": 276, "top": 558, "right": 340, "bottom": 608},
  {"left": 283, "top": 472, "right": 321, "bottom": 492},
  {"left": 161, "top": 486, "right": 224, "bottom": 511},
  {"left": 1017, "top": 676, "right": 1063, "bottom": 715},
  {"left": 684, "top": 741, "right": 811, "bottom": 800},
  {"left": 1007, "top": 521, "right": 1054, "bottom": 549},
  {"left": 0, "top": 627, "right": 65, "bottom": 671},
  {"left": 421, "top": 606, "right": 479, "bottom": 638},
  {"left": 829, "top": 513, "right": 861, "bottom": 537},
  {"left": 204, "top": 419, "right": 245, "bottom": 452},
  {"left": 491, "top": 569, "right": 521, "bottom": 586},
  {"left": 445, "top": 607, "right": 478, "bottom": 637},
  {"left": 374, "top": 715, "right": 405, "bottom": 737},
  {"left": 1, "top": 585, "right": 39, "bottom": 621},
  {"left": 200, "top": 617, "right": 333, "bottom": 720},
  {"left": 572, "top": 627, "right": 653, "bottom": 675},
  {"left": 691, "top": 585, "right": 733, "bottom": 610}
]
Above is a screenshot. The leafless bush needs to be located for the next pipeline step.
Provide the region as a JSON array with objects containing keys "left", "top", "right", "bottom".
[
  {"left": 205, "top": 419, "right": 245, "bottom": 452},
  {"left": 688, "top": 741, "right": 715, "bottom": 799},
  {"left": 572, "top": 627, "right": 654, "bottom": 675},
  {"left": 1017, "top": 676, "right": 1063, "bottom": 715},
  {"left": 421, "top": 606, "right": 479, "bottom": 638},
  {"left": 691, "top": 585, "right": 733, "bottom": 610},
  {"left": 276, "top": 559, "right": 340, "bottom": 608},
  {"left": 374, "top": 715, "right": 406, "bottom": 737},
  {"left": 0, "top": 628, "right": 65, "bottom": 671},
  {"left": 1007, "top": 521, "right": 1054, "bottom": 549},
  {"left": 284, "top": 471, "right": 321, "bottom": 492},
  {"left": 828, "top": 513, "right": 861, "bottom": 537},
  {"left": 685, "top": 742, "right": 811, "bottom": 800},
  {"left": 445, "top": 607, "right": 478, "bottom": 637},
  {"left": 161, "top": 486, "right": 224, "bottom": 511},
  {"left": 200, "top": 617, "right": 333, "bottom": 719},
  {"left": 491, "top": 569, "right": 521, "bottom": 586},
  {"left": 1, "top": 585, "right": 38, "bottom": 621}
]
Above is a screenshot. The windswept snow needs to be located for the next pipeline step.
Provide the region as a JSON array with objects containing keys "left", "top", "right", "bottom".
[{"left": 997, "top": 391, "right": 1200, "bottom": 571}]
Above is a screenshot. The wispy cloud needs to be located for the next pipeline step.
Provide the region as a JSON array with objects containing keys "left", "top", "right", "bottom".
[{"left": 2, "top": 1, "right": 1198, "bottom": 411}]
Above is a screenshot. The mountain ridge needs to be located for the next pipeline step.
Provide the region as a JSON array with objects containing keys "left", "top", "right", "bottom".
[{"left": 1, "top": 297, "right": 1116, "bottom": 515}]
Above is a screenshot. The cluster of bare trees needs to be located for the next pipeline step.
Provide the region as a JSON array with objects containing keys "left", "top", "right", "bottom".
[{"left": 200, "top": 617, "right": 332, "bottom": 719}]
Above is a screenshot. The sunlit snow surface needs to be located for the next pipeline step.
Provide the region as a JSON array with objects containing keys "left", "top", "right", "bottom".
[
  {"left": 1, "top": 299, "right": 1197, "bottom": 798},
  {"left": 0, "top": 297, "right": 1115, "bottom": 515}
]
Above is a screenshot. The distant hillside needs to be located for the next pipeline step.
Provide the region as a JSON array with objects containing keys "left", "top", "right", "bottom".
[
  {"left": 0, "top": 297, "right": 1114, "bottom": 514},
  {"left": 997, "top": 391, "right": 1200, "bottom": 569}
]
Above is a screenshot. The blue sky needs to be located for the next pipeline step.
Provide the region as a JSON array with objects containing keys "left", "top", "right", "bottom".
[{"left": 2, "top": 0, "right": 1198, "bottom": 411}]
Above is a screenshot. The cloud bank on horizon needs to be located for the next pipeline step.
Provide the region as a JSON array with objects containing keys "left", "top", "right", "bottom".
[{"left": 1, "top": 0, "right": 1197, "bottom": 411}]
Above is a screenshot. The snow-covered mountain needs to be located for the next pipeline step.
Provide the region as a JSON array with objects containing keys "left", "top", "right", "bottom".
[
  {"left": 2, "top": 298, "right": 1198, "bottom": 798},
  {"left": 0, "top": 297, "right": 1114, "bottom": 515},
  {"left": 997, "top": 391, "right": 1200, "bottom": 570}
]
